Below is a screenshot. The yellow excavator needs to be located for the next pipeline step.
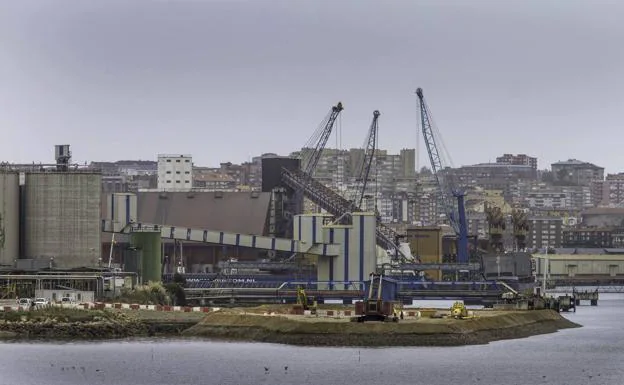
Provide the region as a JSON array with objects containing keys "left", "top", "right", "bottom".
[
  {"left": 450, "top": 301, "right": 469, "bottom": 319},
  {"left": 296, "top": 286, "right": 317, "bottom": 314}
]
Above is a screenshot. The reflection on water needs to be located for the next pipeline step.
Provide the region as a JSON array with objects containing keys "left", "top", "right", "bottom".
[{"left": 1, "top": 295, "right": 623, "bottom": 385}]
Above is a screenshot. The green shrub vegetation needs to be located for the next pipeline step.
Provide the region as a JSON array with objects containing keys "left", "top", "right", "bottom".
[
  {"left": 0, "top": 307, "right": 126, "bottom": 323},
  {"left": 114, "top": 274, "right": 186, "bottom": 306}
]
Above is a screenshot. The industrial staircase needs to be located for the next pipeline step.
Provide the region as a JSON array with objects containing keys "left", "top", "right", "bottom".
[{"left": 281, "top": 168, "right": 406, "bottom": 260}]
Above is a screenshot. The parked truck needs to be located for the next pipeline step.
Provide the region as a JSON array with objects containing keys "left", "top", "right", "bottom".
[{"left": 354, "top": 273, "right": 400, "bottom": 322}]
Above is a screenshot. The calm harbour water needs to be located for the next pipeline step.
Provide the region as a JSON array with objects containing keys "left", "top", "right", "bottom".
[{"left": 1, "top": 294, "right": 623, "bottom": 385}]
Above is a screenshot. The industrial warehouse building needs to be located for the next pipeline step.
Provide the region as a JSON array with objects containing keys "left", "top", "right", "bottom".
[
  {"left": 101, "top": 191, "right": 273, "bottom": 274},
  {"left": 535, "top": 249, "right": 624, "bottom": 279}
]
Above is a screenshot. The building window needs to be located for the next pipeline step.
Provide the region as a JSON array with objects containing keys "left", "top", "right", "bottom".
[
  {"left": 167, "top": 180, "right": 171, "bottom": 183},
  {"left": 166, "top": 171, "right": 171, "bottom": 174},
  {"left": 166, "top": 159, "right": 171, "bottom": 162},
  {"left": 176, "top": 160, "right": 181, "bottom": 163},
  {"left": 185, "top": 160, "right": 190, "bottom": 163},
  {"left": 176, "top": 171, "right": 181, "bottom": 174}
]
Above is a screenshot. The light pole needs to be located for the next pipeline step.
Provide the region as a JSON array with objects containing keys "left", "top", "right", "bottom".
[{"left": 532, "top": 246, "right": 550, "bottom": 296}]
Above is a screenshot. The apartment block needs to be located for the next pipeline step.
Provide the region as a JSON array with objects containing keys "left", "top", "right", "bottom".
[
  {"left": 157, "top": 154, "right": 193, "bottom": 191},
  {"left": 193, "top": 167, "right": 238, "bottom": 191},
  {"left": 590, "top": 180, "right": 608, "bottom": 206},
  {"left": 414, "top": 189, "right": 439, "bottom": 226},
  {"left": 466, "top": 212, "right": 488, "bottom": 239},
  {"left": 496, "top": 153, "right": 538, "bottom": 170},
  {"left": 526, "top": 216, "right": 563, "bottom": 249},
  {"left": 526, "top": 188, "right": 567, "bottom": 209},
  {"left": 602, "top": 173, "right": 624, "bottom": 206},
  {"left": 523, "top": 184, "right": 592, "bottom": 211},
  {"left": 560, "top": 185, "right": 593, "bottom": 209},
  {"left": 562, "top": 227, "right": 624, "bottom": 248},
  {"left": 551, "top": 159, "right": 604, "bottom": 186}
]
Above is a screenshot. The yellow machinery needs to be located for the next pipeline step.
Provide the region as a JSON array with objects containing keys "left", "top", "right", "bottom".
[
  {"left": 450, "top": 301, "right": 469, "bottom": 319},
  {"left": 392, "top": 303, "right": 404, "bottom": 321},
  {"left": 296, "top": 286, "right": 317, "bottom": 314}
]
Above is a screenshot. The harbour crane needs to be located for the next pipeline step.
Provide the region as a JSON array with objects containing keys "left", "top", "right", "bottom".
[
  {"left": 349, "top": 110, "right": 379, "bottom": 210},
  {"left": 416, "top": 87, "right": 470, "bottom": 264},
  {"left": 280, "top": 105, "right": 412, "bottom": 262},
  {"left": 300, "top": 102, "right": 344, "bottom": 177}
]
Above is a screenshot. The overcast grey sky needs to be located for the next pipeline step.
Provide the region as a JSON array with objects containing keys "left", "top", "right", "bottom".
[{"left": 1, "top": 0, "right": 623, "bottom": 172}]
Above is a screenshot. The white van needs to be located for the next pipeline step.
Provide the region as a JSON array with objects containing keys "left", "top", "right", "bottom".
[
  {"left": 17, "top": 298, "right": 33, "bottom": 307},
  {"left": 34, "top": 298, "right": 50, "bottom": 306},
  {"left": 60, "top": 297, "right": 76, "bottom": 306}
]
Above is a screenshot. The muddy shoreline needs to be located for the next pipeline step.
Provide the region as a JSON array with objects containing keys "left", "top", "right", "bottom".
[
  {"left": 182, "top": 309, "right": 581, "bottom": 347},
  {"left": 0, "top": 309, "right": 203, "bottom": 340},
  {"left": 0, "top": 308, "right": 581, "bottom": 346}
]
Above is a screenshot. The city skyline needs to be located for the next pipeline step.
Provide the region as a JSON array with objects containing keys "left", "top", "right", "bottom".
[
  {"left": 1, "top": 1, "right": 624, "bottom": 173},
  {"left": 0, "top": 146, "right": 611, "bottom": 176}
]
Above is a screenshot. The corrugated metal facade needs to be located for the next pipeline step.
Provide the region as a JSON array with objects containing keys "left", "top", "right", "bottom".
[
  {"left": 0, "top": 172, "right": 19, "bottom": 266},
  {"left": 482, "top": 252, "right": 533, "bottom": 278},
  {"left": 100, "top": 191, "right": 274, "bottom": 268},
  {"left": 128, "top": 191, "right": 270, "bottom": 235},
  {"left": 313, "top": 213, "right": 377, "bottom": 289},
  {"left": 23, "top": 172, "right": 102, "bottom": 268},
  {"left": 537, "top": 254, "right": 624, "bottom": 277},
  {"left": 406, "top": 227, "right": 443, "bottom": 280}
]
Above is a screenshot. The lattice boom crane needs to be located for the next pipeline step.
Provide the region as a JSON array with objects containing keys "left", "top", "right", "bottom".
[
  {"left": 351, "top": 110, "right": 380, "bottom": 209},
  {"left": 302, "top": 102, "right": 344, "bottom": 177},
  {"left": 416, "top": 87, "right": 470, "bottom": 263}
]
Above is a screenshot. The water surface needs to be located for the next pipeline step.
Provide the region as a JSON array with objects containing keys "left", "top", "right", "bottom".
[{"left": 1, "top": 295, "right": 622, "bottom": 385}]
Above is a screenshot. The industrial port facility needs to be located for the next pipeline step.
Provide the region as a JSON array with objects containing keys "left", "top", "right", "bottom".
[{"left": 0, "top": 90, "right": 621, "bottom": 308}]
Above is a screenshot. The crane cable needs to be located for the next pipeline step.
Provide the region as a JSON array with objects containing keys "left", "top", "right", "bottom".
[
  {"left": 300, "top": 107, "right": 334, "bottom": 176},
  {"left": 0, "top": 171, "right": 5, "bottom": 251},
  {"left": 348, "top": 115, "right": 377, "bottom": 206},
  {"left": 374, "top": 118, "right": 379, "bottom": 215},
  {"left": 337, "top": 113, "right": 343, "bottom": 195}
]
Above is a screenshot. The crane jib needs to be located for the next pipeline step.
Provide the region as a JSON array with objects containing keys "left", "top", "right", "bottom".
[{"left": 417, "top": 88, "right": 470, "bottom": 264}]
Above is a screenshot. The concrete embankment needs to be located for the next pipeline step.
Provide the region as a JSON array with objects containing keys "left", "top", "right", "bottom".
[{"left": 182, "top": 309, "right": 581, "bottom": 347}]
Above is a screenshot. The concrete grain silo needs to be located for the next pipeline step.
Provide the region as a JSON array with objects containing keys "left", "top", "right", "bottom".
[
  {"left": 22, "top": 171, "right": 102, "bottom": 268},
  {"left": 0, "top": 171, "right": 20, "bottom": 266}
]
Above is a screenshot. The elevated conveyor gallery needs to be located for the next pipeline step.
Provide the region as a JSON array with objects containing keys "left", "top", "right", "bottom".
[
  {"left": 101, "top": 220, "right": 340, "bottom": 257},
  {"left": 280, "top": 168, "right": 404, "bottom": 258},
  {"left": 102, "top": 193, "right": 383, "bottom": 287},
  {"left": 385, "top": 262, "right": 482, "bottom": 271},
  {"left": 101, "top": 193, "right": 340, "bottom": 257}
]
